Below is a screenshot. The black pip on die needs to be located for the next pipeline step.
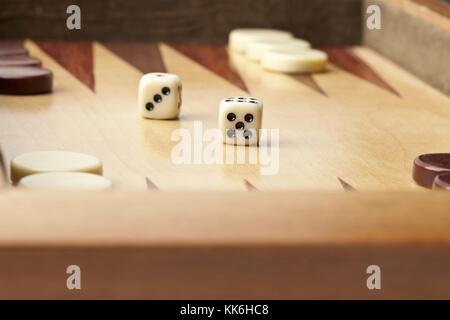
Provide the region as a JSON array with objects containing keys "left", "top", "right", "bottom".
[
  {"left": 219, "top": 97, "right": 263, "bottom": 146},
  {"left": 139, "top": 73, "right": 182, "bottom": 120}
]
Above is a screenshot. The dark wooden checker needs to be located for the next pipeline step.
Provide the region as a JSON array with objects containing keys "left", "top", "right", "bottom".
[{"left": 0, "top": 0, "right": 450, "bottom": 299}]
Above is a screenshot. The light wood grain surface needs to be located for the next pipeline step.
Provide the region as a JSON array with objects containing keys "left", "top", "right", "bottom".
[{"left": 1, "top": 40, "right": 449, "bottom": 191}]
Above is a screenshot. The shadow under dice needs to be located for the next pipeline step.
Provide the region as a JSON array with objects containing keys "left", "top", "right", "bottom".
[
  {"left": 139, "top": 73, "right": 182, "bottom": 120},
  {"left": 219, "top": 97, "right": 263, "bottom": 146}
]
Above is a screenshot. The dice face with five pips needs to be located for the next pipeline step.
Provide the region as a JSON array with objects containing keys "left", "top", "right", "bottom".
[
  {"left": 219, "top": 97, "right": 263, "bottom": 146},
  {"left": 139, "top": 73, "right": 182, "bottom": 120}
]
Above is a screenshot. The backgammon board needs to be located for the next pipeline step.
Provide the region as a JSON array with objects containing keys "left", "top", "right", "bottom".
[{"left": 0, "top": 0, "right": 450, "bottom": 299}]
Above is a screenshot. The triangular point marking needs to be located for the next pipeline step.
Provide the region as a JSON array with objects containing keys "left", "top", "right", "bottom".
[
  {"left": 323, "top": 47, "right": 400, "bottom": 97},
  {"left": 35, "top": 40, "right": 95, "bottom": 92},
  {"left": 168, "top": 43, "right": 249, "bottom": 93}
]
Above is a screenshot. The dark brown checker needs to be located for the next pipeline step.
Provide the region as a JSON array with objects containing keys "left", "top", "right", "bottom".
[
  {"left": 0, "top": 41, "right": 28, "bottom": 57},
  {"left": 35, "top": 40, "right": 95, "bottom": 91},
  {"left": 323, "top": 47, "right": 400, "bottom": 97},
  {"left": 102, "top": 42, "right": 166, "bottom": 73},
  {"left": 433, "top": 173, "right": 450, "bottom": 190},
  {"left": 169, "top": 44, "right": 249, "bottom": 93},
  {"left": 0, "top": 56, "right": 41, "bottom": 68},
  {"left": 0, "top": 66, "right": 52, "bottom": 95},
  {"left": 413, "top": 154, "right": 450, "bottom": 189}
]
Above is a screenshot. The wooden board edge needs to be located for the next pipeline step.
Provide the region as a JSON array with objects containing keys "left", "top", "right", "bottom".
[
  {"left": 0, "top": 190, "right": 450, "bottom": 298},
  {"left": 1, "top": 190, "right": 450, "bottom": 246},
  {"left": 0, "top": 244, "right": 450, "bottom": 299},
  {"left": 363, "top": 0, "right": 450, "bottom": 96}
]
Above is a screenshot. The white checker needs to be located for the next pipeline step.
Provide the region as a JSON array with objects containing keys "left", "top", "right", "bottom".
[
  {"left": 18, "top": 172, "right": 112, "bottom": 190},
  {"left": 228, "top": 28, "right": 293, "bottom": 54},
  {"left": 261, "top": 49, "right": 328, "bottom": 74},
  {"left": 246, "top": 38, "right": 311, "bottom": 62},
  {"left": 11, "top": 151, "right": 103, "bottom": 184}
]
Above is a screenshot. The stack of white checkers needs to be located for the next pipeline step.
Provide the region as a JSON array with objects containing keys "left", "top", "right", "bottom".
[
  {"left": 10, "top": 151, "right": 112, "bottom": 190},
  {"left": 229, "top": 28, "right": 328, "bottom": 74}
]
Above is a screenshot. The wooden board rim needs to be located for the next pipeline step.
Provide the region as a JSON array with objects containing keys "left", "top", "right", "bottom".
[{"left": 1, "top": 190, "right": 450, "bottom": 247}]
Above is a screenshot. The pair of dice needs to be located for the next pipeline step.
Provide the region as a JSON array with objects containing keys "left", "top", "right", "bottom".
[{"left": 139, "top": 73, "right": 263, "bottom": 146}]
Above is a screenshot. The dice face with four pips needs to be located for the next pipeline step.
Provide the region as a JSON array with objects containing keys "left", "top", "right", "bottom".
[
  {"left": 139, "top": 73, "right": 182, "bottom": 120},
  {"left": 219, "top": 97, "right": 263, "bottom": 146}
]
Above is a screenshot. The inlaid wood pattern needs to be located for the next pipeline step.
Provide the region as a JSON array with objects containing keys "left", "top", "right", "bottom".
[
  {"left": 292, "top": 74, "right": 327, "bottom": 96},
  {"left": 35, "top": 40, "right": 95, "bottom": 91},
  {"left": 1, "top": 191, "right": 450, "bottom": 298},
  {"left": 1, "top": 39, "right": 450, "bottom": 298},
  {"left": 146, "top": 177, "right": 159, "bottom": 190},
  {"left": 0, "top": 148, "right": 6, "bottom": 187},
  {"left": 102, "top": 42, "right": 166, "bottom": 74},
  {"left": 244, "top": 179, "right": 258, "bottom": 191},
  {"left": 169, "top": 44, "right": 249, "bottom": 93},
  {"left": 338, "top": 177, "right": 357, "bottom": 192},
  {"left": 323, "top": 47, "right": 400, "bottom": 97}
]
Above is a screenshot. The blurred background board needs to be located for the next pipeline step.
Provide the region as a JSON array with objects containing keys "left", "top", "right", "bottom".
[
  {"left": 0, "top": 0, "right": 362, "bottom": 45},
  {"left": 1, "top": 0, "right": 448, "bottom": 93}
]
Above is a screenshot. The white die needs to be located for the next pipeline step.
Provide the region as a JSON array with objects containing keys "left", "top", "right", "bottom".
[
  {"left": 219, "top": 97, "right": 263, "bottom": 146},
  {"left": 139, "top": 73, "right": 182, "bottom": 120}
]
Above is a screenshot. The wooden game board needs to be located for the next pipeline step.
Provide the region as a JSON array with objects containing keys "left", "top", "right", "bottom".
[
  {"left": 1, "top": 0, "right": 450, "bottom": 299},
  {"left": 1, "top": 39, "right": 450, "bottom": 299},
  {"left": 2, "top": 40, "right": 450, "bottom": 191}
]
